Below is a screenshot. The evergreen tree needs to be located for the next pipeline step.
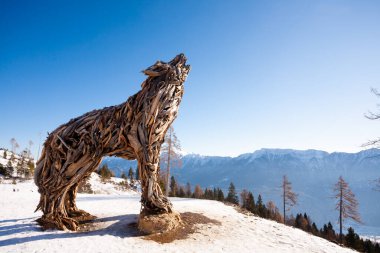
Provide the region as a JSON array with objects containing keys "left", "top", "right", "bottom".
[
  {"left": 169, "top": 176, "right": 178, "bottom": 197},
  {"left": 209, "top": 188, "right": 215, "bottom": 199},
  {"left": 178, "top": 186, "right": 186, "bottom": 197},
  {"left": 333, "top": 176, "right": 361, "bottom": 243},
  {"left": 363, "top": 239, "right": 380, "bottom": 253},
  {"left": 18, "top": 153, "right": 28, "bottom": 178},
  {"left": 204, "top": 188, "right": 213, "bottom": 199},
  {"left": 0, "top": 164, "right": 6, "bottom": 176},
  {"left": 321, "top": 222, "right": 337, "bottom": 242},
  {"left": 185, "top": 182, "right": 192, "bottom": 197},
  {"left": 158, "top": 173, "right": 166, "bottom": 194},
  {"left": 128, "top": 167, "right": 134, "bottom": 183},
  {"left": 226, "top": 182, "right": 239, "bottom": 205},
  {"left": 363, "top": 240, "right": 374, "bottom": 253},
  {"left": 311, "top": 222, "right": 319, "bottom": 236},
  {"left": 16, "top": 159, "right": 22, "bottom": 177},
  {"left": 256, "top": 194, "right": 264, "bottom": 216},
  {"left": 295, "top": 213, "right": 308, "bottom": 231},
  {"left": 217, "top": 188, "right": 225, "bottom": 202},
  {"left": 303, "top": 213, "right": 312, "bottom": 231},
  {"left": 121, "top": 172, "right": 127, "bottom": 179},
  {"left": 246, "top": 191, "right": 255, "bottom": 213},
  {"left": 3, "top": 150, "right": 7, "bottom": 159},
  {"left": 135, "top": 166, "right": 140, "bottom": 180},
  {"left": 345, "top": 227, "right": 358, "bottom": 249},
  {"left": 6, "top": 160, "right": 13, "bottom": 177},
  {"left": 281, "top": 175, "right": 298, "bottom": 224}
]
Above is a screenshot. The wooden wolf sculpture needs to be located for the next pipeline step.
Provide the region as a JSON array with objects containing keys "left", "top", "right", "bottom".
[{"left": 34, "top": 54, "right": 190, "bottom": 231}]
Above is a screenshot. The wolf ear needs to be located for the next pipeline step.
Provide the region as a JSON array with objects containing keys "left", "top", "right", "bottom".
[
  {"left": 142, "top": 69, "right": 161, "bottom": 77},
  {"left": 142, "top": 60, "right": 169, "bottom": 77}
]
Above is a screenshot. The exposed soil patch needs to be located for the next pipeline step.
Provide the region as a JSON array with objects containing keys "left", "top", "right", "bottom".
[
  {"left": 144, "top": 212, "right": 221, "bottom": 244},
  {"left": 73, "top": 212, "right": 220, "bottom": 243}
]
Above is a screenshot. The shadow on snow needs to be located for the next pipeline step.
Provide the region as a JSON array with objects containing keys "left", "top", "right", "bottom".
[{"left": 0, "top": 213, "right": 140, "bottom": 247}]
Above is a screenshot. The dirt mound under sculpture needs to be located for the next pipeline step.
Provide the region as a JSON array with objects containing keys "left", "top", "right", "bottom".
[{"left": 34, "top": 54, "right": 190, "bottom": 233}]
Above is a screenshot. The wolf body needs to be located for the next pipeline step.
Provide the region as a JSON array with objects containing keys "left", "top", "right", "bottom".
[{"left": 34, "top": 54, "right": 190, "bottom": 230}]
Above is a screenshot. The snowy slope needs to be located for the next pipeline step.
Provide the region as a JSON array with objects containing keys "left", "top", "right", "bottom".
[
  {"left": 0, "top": 180, "right": 354, "bottom": 253},
  {"left": 86, "top": 172, "right": 139, "bottom": 195},
  {"left": 0, "top": 149, "right": 34, "bottom": 178},
  {"left": 0, "top": 149, "right": 19, "bottom": 170}
]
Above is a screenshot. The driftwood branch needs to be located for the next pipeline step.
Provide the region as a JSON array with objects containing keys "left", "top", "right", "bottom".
[{"left": 34, "top": 54, "right": 190, "bottom": 231}]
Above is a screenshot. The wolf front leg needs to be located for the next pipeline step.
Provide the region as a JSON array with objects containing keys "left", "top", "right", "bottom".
[
  {"left": 136, "top": 153, "right": 182, "bottom": 234},
  {"left": 139, "top": 161, "right": 172, "bottom": 213}
]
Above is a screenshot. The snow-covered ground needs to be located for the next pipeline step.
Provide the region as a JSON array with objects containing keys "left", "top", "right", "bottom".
[
  {"left": 0, "top": 180, "right": 355, "bottom": 253},
  {"left": 86, "top": 173, "right": 139, "bottom": 195}
]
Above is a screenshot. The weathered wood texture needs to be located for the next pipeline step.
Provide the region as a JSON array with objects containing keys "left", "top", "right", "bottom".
[{"left": 34, "top": 54, "right": 190, "bottom": 231}]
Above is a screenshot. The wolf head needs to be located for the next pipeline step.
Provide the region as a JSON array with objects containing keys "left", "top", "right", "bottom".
[{"left": 142, "top": 54, "right": 190, "bottom": 86}]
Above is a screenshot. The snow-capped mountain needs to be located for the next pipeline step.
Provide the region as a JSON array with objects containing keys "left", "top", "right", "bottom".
[{"left": 101, "top": 148, "right": 380, "bottom": 236}]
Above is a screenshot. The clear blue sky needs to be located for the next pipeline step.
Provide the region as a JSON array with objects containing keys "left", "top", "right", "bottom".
[{"left": 1, "top": 1, "right": 380, "bottom": 157}]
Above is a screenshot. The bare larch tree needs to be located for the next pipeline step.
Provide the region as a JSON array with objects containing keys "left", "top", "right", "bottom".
[
  {"left": 281, "top": 175, "right": 298, "bottom": 224},
  {"left": 10, "top": 138, "right": 19, "bottom": 154},
  {"left": 333, "top": 176, "right": 361, "bottom": 243},
  {"left": 375, "top": 178, "right": 380, "bottom": 191},
  {"left": 160, "top": 126, "right": 182, "bottom": 196},
  {"left": 364, "top": 88, "right": 380, "bottom": 189},
  {"left": 28, "top": 140, "right": 34, "bottom": 158},
  {"left": 34, "top": 54, "right": 190, "bottom": 232}
]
